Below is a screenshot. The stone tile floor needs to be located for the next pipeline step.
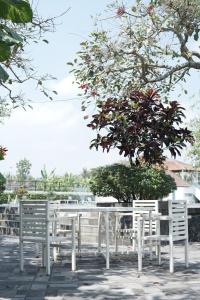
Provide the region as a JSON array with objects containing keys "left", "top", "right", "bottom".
[{"left": 0, "top": 236, "right": 200, "bottom": 300}]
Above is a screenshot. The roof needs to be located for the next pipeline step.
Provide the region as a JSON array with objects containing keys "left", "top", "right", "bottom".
[
  {"left": 166, "top": 170, "right": 190, "bottom": 187},
  {"left": 164, "top": 160, "right": 195, "bottom": 172}
]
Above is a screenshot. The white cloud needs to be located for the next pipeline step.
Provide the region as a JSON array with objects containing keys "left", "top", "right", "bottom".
[
  {"left": 52, "top": 75, "right": 79, "bottom": 97},
  {"left": 5, "top": 101, "right": 81, "bottom": 128}
]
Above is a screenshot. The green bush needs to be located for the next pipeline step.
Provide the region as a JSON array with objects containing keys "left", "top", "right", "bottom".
[
  {"left": 0, "top": 193, "right": 12, "bottom": 204},
  {"left": 89, "top": 163, "right": 176, "bottom": 203},
  {"left": 0, "top": 191, "right": 73, "bottom": 203},
  {"left": 0, "top": 173, "right": 6, "bottom": 193},
  {"left": 27, "top": 192, "right": 72, "bottom": 201}
]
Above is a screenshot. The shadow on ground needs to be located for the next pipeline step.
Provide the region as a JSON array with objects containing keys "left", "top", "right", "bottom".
[{"left": 0, "top": 236, "right": 200, "bottom": 300}]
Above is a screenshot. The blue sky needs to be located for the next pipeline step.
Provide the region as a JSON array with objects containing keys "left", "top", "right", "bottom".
[
  {"left": 0, "top": 0, "right": 121, "bottom": 177},
  {"left": 0, "top": 0, "right": 199, "bottom": 177}
]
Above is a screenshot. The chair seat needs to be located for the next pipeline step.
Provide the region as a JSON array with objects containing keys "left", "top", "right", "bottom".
[
  {"left": 143, "top": 234, "right": 187, "bottom": 242},
  {"left": 143, "top": 235, "right": 169, "bottom": 241}
]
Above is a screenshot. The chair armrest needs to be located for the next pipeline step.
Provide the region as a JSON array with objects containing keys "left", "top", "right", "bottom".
[
  {"left": 138, "top": 214, "right": 172, "bottom": 221},
  {"left": 139, "top": 214, "right": 191, "bottom": 221},
  {"left": 116, "top": 213, "right": 133, "bottom": 217}
]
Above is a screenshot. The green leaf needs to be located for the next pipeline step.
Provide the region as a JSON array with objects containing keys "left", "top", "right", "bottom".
[
  {"left": 0, "top": 65, "right": 9, "bottom": 81},
  {"left": 66, "top": 62, "right": 74, "bottom": 66},
  {"left": 42, "top": 39, "right": 49, "bottom": 44},
  {"left": 0, "top": 24, "right": 23, "bottom": 45},
  {"left": 0, "top": 0, "right": 33, "bottom": 23},
  {"left": 0, "top": 42, "right": 11, "bottom": 61}
]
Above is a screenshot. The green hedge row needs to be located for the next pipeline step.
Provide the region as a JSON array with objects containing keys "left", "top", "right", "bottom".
[{"left": 0, "top": 192, "right": 77, "bottom": 204}]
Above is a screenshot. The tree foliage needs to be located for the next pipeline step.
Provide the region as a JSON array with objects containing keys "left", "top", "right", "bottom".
[
  {"left": 0, "top": 172, "right": 6, "bottom": 193},
  {"left": 0, "top": 0, "right": 32, "bottom": 98},
  {"left": 189, "top": 118, "right": 200, "bottom": 167},
  {"left": 88, "top": 89, "right": 194, "bottom": 166},
  {"left": 0, "top": 146, "right": 8, "bottom": 160},
  {"left": 16, "top": 158, "right": 32, "bottom": 182},
  {"left": 0, "top": 0, "right": 68, "bottom": 120},
  {"left": 89, "top": 163, "right": 176, "bottom": 202},
  {"left": 71, "top": 0, "right": 200, "bottom": 107}
]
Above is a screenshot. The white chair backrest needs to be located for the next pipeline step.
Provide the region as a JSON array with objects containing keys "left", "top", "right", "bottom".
[
  {"left": 168, "top": 200, "right": 188, "bottom": 241},
  {"left": 20, "top": 200, "right": 49, "bottom": 240},
  {"left": 133, "top": 200, "right": 159, "bottom": 231}
]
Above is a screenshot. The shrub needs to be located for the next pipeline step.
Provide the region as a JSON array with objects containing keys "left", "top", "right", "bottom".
[
  {"left": 89, "top": 163, "right": 176, "bottom": 203},
  {"left": 0, "top": 173, "right": 6, "bottom": 193}
]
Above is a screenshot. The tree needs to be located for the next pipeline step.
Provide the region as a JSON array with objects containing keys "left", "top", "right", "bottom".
[
  {"left": 0, "top": 172, "right": 6, "bottom": 193},
  {"left": 0, "top": 0, "right": 32, "bottom": 80},
  {"left": 0, "top": 0, "right": 32, "bottom": 117},
  {"left": 89, "top": 163, "right": 176, "bottom": 202},
  {"left": 0, "top": 146, "right": 8, "bottom": 160},
  {"left": 71, "top": 0, "right": 200, "bottom": 107},
  {"left": 40, "top": 165, "right": 55, "bottom": 191},
  {"left": 88, "top": 89, "right": 194, "bottom": 166},
  {"left": 189, "top": 118, "right": 200, "bottom": 167},
  {"left": 0, "top": 1, "right": 69, "bottom": 121},
  {"left": 16, "top": 158, "right": 32, "bottom": 182}
]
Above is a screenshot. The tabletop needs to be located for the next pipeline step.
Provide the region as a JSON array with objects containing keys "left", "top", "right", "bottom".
[{"left": 52, "top": 205, "right": 154, "bottom": 213}]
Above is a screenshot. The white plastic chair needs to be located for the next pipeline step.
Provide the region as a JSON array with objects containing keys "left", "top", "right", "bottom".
[
  {"left": 138, "top": 200, "right": 189, "bottom": 273},
  {"left": 115, "top": 200, "right": 159, "bottom": 253},
  {"left": 19, "top": 200, "right": 75, "bottom": 275}
]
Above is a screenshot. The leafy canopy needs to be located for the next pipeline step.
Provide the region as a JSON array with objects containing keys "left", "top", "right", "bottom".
[
  {"left": 16, "top": 158, "right": 32, "bottom": 182},
  {"left": 71, "top": 0, "right": 200, "bottom": 106},
  {"left": 0, "top": 1, "right": 68, "bottom": 121},
  {"left": 88, "top": 89, "right": 194, "bottom": 166},
  {"left": 89, "top": 163, "right": 176, "bottom": 202},
  {"left": 0, "top": 0, "right": 32, "bottom": 23},
  {"left": 189, "top": 118, "right": 200, "bottom": 167},
  {"left": 0, "top": 172, "right": 6, "bottom": 193},
  {"left": 0, "top": 0, "right": 32, "bottom": 81}
]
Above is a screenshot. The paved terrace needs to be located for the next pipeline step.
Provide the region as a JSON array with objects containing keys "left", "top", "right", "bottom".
[{"left": 0, "top": 236, "right": 200, "bottom": 300}]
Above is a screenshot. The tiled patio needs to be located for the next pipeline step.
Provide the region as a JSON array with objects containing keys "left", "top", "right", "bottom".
[{"left": 0, "top": 236, "right": 200, "bottom": 300}]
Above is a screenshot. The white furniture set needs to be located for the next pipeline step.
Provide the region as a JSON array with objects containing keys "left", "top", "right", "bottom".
[{"left": 18, "top": 199, "right": 189, "bottom": 275}]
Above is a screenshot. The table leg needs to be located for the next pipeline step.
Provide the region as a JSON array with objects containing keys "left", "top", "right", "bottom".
[
  {"left": 138, "top": 218, "right": 142, "bottom": 272},
  {"left": 105, "top": 211, "right": 110, "bottom": 269},
  {"left": 72, "top": 217, "right": 76, "bottom": 271},
  {"left": 98, "top": 212, "right": 102, "bottom": 252}
]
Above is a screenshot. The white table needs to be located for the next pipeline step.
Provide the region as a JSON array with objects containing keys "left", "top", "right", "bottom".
[{"left": 54, "top": 205, "right": 154, "bottom": 269}]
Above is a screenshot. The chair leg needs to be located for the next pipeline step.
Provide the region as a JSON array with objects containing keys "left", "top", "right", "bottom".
[
  {"left": 149, "top": 243, "right": 153, "bottom": 261},
  {"left": 42, "top": 244, "right": 46, "bottom": 267},
  {"left": 77, "top": 214, "right": 81, "bottom": 256},
  {"left": 114, "top": 213, "right": 119, "bottom": 253},
  {"left": 137, "top": 219, "right": 143, "bottom": 272},
  {"left": 53, "top": 246, "right": 58, "bottom": 262},
  {"left": 132, "top": 234, "right": 136, "bottom": 252},
  {"left": 157, "top": 242, "right": 161, "bottom": 265},
  {"left": 115, "top": 235, "right": 119, "bottom": 253},
  {"left": 169, "top": 239, "right": 174, "bottom": 273},
  {"left": 185, "top": 239, "right": 189, "bottom": 268},
  {"left": 19, "top": 240, "right": 24, "bottom": 272},
  {"left": 71, "top": 218, "right": 76, "bottom": 271},
  {"left": 35, "top": 243, "right": 40, "bottom": 257},
  {"left": 105, "top": 212, "right": 110, "bottom": 269},
  {"left": 149, "top": 212, "right": 153, "bottom": 260},
  {"left": 98, "top": 213, "right": 102, "bottom": 253},
  {"left": 46, "top": 242, "right": 50, "bottom": 276}
]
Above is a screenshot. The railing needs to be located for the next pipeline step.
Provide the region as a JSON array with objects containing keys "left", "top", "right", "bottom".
[{"left": 5, "top": 179, "right": 90, "bottom": 192}]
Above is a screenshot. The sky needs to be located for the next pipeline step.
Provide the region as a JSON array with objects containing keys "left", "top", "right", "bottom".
[
  {"left": 0, "top": 0, "right": 199, "bottom": 178},
  {"left": 0, "top": 0, "right": 122, "bottom": 177}
]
